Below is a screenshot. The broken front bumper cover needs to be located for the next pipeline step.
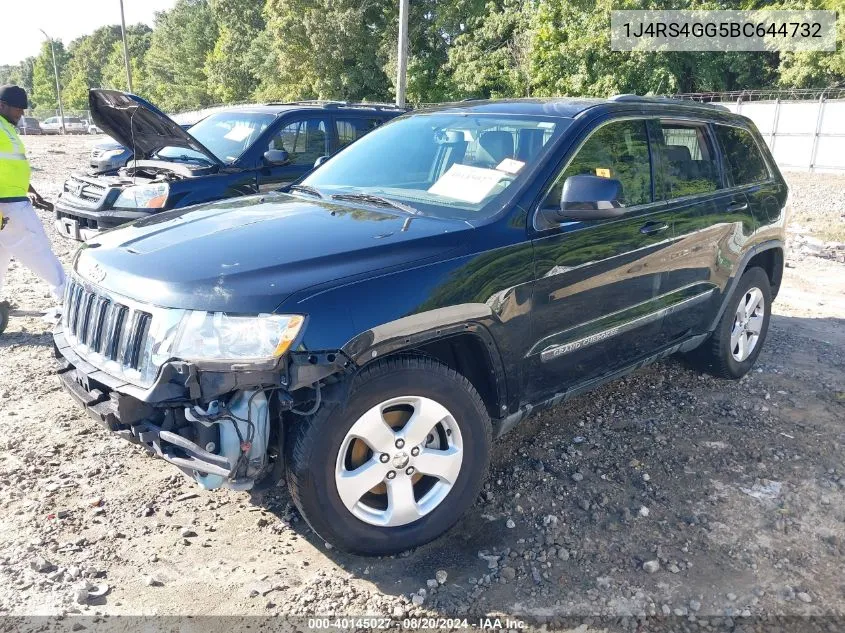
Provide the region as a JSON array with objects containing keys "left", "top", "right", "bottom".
[
  {"left": 54, "top": 326, "right": 249, "bottom": 480},
  {"left": 56, "top": 356, "right": 233, "bottom": 479}
]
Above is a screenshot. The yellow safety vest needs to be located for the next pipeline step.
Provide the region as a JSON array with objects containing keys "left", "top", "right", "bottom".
[{"left": 0, "top": 115, "right": 30, "bottom": 200}]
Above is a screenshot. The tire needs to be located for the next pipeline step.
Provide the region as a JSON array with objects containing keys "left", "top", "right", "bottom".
[
  {"left": 688, "top": 266, "right": 772, "bottom": 379},
  {"left": 285, "top": 354, "right": 492, "bottom": 555}
]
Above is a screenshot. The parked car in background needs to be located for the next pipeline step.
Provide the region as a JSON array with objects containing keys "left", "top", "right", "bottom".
[
  {"left": 53, "top": 95, "right": 787, "bottom": 554},
  {"left": 40, "top": 116, "right": 63, "bottom": 134},
  {"left": 40, "top": 116, "right": 88, "bottom": 134},
  {"left": 89, "top": 139, "right": 132, "bottom": 171},
  {"left": 54, "top": 89, "right": 405, "bottom": 240},
  {"left": 88, "top": 122, "right": 103, "bottom": 135},
  {"left": 16, "top": 117, "right": 43, "bottom": 135},
  {"left": 89, "top": 123, "right": 196, "bottom": 172}
]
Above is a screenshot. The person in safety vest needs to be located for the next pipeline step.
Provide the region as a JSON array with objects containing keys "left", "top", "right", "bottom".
[{"left": 0, "top": 85, "right": 66, "bottom": 335}]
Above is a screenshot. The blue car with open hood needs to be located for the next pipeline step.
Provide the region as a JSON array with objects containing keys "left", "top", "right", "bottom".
[{"left": 54, "top": 89, "right": 404, "bottom": 241}]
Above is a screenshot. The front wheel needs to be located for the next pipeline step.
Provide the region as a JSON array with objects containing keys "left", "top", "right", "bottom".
[
  {"left": 688, "top": 266, "right": 772, "bottom": 379},
  {"left": 285, "top": 355, "right": 492, "bottom": 555}
]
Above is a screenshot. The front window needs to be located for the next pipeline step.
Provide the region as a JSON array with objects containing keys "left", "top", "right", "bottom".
[
  {"left": 541, "top": 120, "right": 652, "bottom": 211},
  {"left": 157, "top": 111, "right": 276, "bottom": 164},
  {"left": 302, "top": 113, "right": 569, "bottom": 219},
  {"left": 267, "top": 117, "right": 329, "bottom": 165}
]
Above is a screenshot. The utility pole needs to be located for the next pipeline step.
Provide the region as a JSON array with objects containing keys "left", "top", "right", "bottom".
[
  {"left": 395, "top": 0, "right": 409, "bottom": 107},
  {"left": 119, "top": 0, "right": 133, "bottom": 92},
  {"left": 39, "top": 29, "right": 65, "bottom": 135}
]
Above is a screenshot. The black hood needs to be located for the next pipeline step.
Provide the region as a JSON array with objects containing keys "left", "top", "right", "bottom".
[
  {"left": 74, "top": 193, "right": 470, "bottom": 313},
  {"left": 88, "top": 89, "right": 222, "bottom": 166}
]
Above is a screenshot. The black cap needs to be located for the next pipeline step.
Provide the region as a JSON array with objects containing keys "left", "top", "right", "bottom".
[{"left": 0, "top": 85, "right": 28, "bottom": 109}]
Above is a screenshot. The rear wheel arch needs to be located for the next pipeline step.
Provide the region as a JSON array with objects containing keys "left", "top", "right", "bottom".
[
  {"left": 708, "top": 240, "right": 783, "bottom": 332},
  {"left": 745, "top": 246, "right": 784, "bottom": 299}
]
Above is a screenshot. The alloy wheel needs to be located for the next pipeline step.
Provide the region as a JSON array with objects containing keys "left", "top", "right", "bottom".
[
  {"left": 730, "top": 286, "right": 765, "bottom": 362},
  {"left": 334, "top": 396, "right": 464, "bottom": 527}
]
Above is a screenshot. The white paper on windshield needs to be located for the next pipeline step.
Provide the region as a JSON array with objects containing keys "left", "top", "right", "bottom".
[
  {"left": 223, "top": 125, "right": 252, "bottom": 142},
  {"left": 428, "top": 164, "right": 506, "bottom": 204},
  {"left": 496, "top": 158, "right": 525, "bottom": 174}
]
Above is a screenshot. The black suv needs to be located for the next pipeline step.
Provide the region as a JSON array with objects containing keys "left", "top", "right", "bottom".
[
  {"left": 54, "top": 89, "right": 404, "bottom": 241},
  {"left": 54, "top": 96, "right": 787, "bottom": 554}
]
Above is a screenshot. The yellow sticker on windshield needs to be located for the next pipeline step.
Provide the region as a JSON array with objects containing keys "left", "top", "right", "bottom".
[{"left": 595, "top": 168, "right": 611, "bottom": 178}]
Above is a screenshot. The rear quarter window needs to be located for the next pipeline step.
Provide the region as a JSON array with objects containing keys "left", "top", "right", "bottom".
[{"left": 715, "top": 125, "right": 770, "bottom": 186}]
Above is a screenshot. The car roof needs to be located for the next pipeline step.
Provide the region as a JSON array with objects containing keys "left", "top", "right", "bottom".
[
  {"left": 412, "top": 95, "right": 744, "bottom": 123},
  {"left": 197, "top": 101, "right": 408, "bottom": 117}
]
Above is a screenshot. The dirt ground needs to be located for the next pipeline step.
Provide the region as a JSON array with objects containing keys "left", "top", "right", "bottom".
[{"left": 1, "top": 135, "right": 844, "bottom": 628}]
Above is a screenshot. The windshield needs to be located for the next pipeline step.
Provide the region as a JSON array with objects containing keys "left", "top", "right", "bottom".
[
  {"left": 302, "top": 113, "right": 569, "bottom": 219},
  {"left": 157, "top": 111, "right": 275, "bottom": 164}
]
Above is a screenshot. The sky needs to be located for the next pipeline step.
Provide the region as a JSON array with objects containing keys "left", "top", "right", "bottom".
[{"left": 1, "top": 0, "right": 177, "bottom": 66}]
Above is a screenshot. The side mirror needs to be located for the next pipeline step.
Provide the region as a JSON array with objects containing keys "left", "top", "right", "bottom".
[
  {"left": 313, "top": 155, "right": 329, "bottom": 168},
  {"left": 545, "top": 174, "right": 627, "bottom": 223},
  {"left": 264, "top": 149, "right": 289, "bottom": 165}
]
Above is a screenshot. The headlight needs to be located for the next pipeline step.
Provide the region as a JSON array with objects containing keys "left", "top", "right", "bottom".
[
  {"left": 114, "top": 183, "right": 169, "bottom": 209},
  {"left": 97, "top": 148, "right": 125, "bottom": 159},
  {"left": 139, "top": 312, "right": 305, "bottom": 384}
]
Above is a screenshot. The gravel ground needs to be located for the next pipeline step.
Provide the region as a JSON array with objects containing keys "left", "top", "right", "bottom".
[{"left": 1, "top": 136, "right": 844, "bottom": 628}]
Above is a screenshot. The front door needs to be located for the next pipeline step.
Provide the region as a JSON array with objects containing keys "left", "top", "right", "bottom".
[
  {"left": 257, "top": 115, "right": 331, "bottom": 192},
  {"left": 525, "top": 118, "right": 679, "bottom": 403}
]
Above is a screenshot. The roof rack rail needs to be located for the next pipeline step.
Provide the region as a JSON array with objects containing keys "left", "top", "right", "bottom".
[
  {"left": 608, "top": 94, "right": 730, "bottom": 111},
  {"left": 263, "top": 100, "right": 408, "bottom": 111}
]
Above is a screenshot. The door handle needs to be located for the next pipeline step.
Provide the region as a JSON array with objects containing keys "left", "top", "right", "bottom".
[
  {"left": 726, "top": 200, "right": 748, "bottom": 212},
  {"left": 639, "top": 221, "right": 669, "bottom": 235}
]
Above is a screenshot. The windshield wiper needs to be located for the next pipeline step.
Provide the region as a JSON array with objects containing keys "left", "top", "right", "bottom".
[
  {"left": 287, "top": 184, "right": 323, "bottom": 199},
  {"left": 331, "top": 193, "right": 421, "bottom": 215},
  {"left": 160, "top": 154, "right": 214, "bottom": 166}
]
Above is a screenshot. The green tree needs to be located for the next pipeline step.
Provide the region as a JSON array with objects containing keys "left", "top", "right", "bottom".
[
  {"left": 206, "top": 0, "right": 265, "bottom": 103},
  {"left": 778, "top": 0, "right": 845, "bottom": 88},
  {"left": 445, "top": 0, "right": 537, "bottom": 99},
  {"left": 144, "top": 0, "right": 218, "bottom": 111},
  {"left": 379, "top": 0, "right": 486, "bottom": 103},
  {"left": 61, "top": 26, "right": 123, "bottom": 110},
  {"left": 101, "top": 24, "right": 153, "bottom": 94},
  {"left": 531, "top": 0, "right": 779, "bottom": 98},
  {"left": 256, "top": 0, "right": 392, "bottom": 101},
  {"left": 32, "top": 40, "right": 68, "bottom": 113}
]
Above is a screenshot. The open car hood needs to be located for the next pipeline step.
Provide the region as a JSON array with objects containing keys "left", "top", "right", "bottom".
[{"left": 88, "top": 89, "right": 222, "bottom": 166}]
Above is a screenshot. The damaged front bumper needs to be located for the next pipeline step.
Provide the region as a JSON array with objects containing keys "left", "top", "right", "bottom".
[
  {"left": 54, "top": 326, "right": 280, "bottom": 490},
  {"left": 53, "top": 326, "right": 352, "bottom": 490}
]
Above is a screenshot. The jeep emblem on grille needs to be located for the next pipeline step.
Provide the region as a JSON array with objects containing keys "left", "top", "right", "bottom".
[{"left": 72, "top": 181, "right": 85, "bottom": 197}]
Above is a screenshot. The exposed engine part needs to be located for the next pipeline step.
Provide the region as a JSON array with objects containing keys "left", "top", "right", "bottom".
[{"left": 185, "top": 390, "right": 270, "bottom": 491}]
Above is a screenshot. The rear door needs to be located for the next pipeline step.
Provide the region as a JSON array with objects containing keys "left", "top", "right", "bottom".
[
  {"left": 651, "top": 119, "right": 757, "bottom": 344},
  {"left": 713, "top": 123, "right": 787, "bottom": 227},
  {"left": 525, "top": 117, "right": 680, "bottom": 403},
  {"left": 256, "top": 114, "right": 331, "bottom": 192}
]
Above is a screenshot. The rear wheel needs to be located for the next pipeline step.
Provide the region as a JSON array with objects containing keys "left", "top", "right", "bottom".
[
  {"left": 285, "top": 355, "right": 491, "bottom": 555},
  {"left": 688, "top": 266, "right": 772, "bottom": 379}
]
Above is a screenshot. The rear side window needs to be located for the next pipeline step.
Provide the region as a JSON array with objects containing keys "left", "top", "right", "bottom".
[
  {"left": 336, "top": 118, "right": 381, "bottom": 151},
  {"left": 715, "top": 125, "right": 770, "bottom": 186},
  {"left": 543, "top": 119, "right": 652, "bottom": 209},
  {"left": 656, "top": 123, "right": 721, "bottom": 199}
]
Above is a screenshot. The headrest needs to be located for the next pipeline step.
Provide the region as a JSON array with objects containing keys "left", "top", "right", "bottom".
[
  {"left": 477, "top": 131, "right": 514, "bottom": 165},
  {"left": 665, "top": 145, "right": 692, "bottom": 162}
]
